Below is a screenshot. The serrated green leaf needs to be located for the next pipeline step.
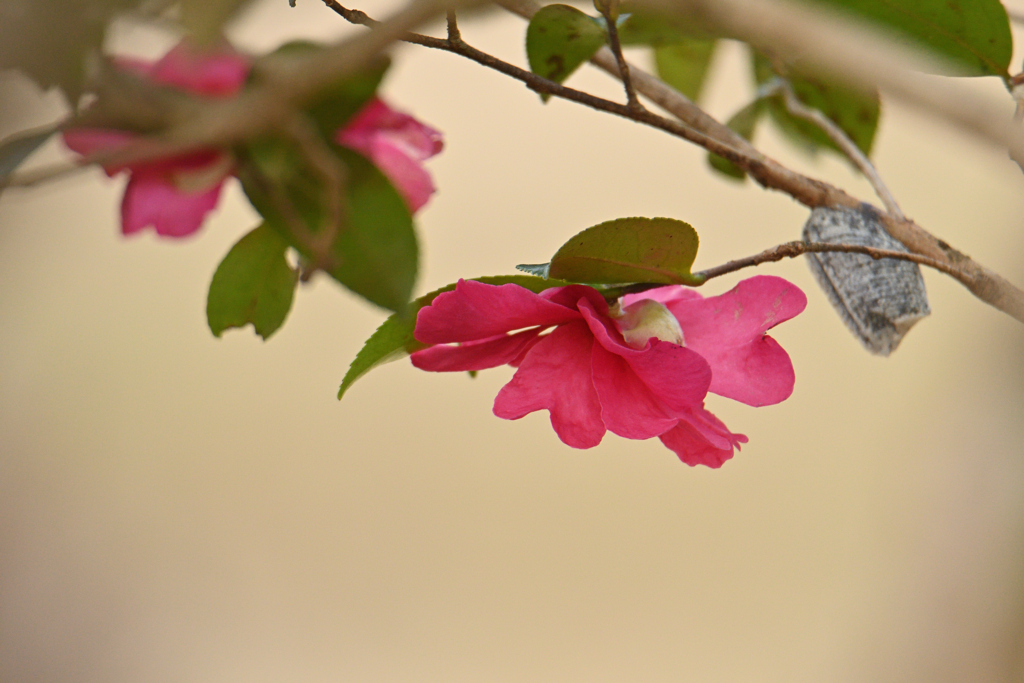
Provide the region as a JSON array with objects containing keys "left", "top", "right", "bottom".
[
  {"left": 754, "top": 52, "right": 879, "bottom": 159},
  {"left": 269, "top": 42, "right": 388, "bottom": 138},
  {"left": 207, "top": 223, "right": 298, "bottom": 340},
  {"left": 338, "top": 274, "right": 571, "bottom": 399},
  {"left": 548, "top": 217, "right": 703, "bottom": 285},
  {"left": 239, "top": 138, "right": 417, "bottom": 313},
  {"left": 708, "top": 99, "right": 765, "bottom": 180},
  {"left": 808, "top": 0, "right": 1011, "bottom": 77},
  {"left": 654, "top": 39, "right": 717, "bottom": 102},
  {"left": 526, "top": 4, "right": 607, "bottom": 101}
]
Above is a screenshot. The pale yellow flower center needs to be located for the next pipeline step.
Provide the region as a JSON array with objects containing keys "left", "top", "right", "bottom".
[{"left": 611, "top": 299, "right": 685, "bottom": 349}]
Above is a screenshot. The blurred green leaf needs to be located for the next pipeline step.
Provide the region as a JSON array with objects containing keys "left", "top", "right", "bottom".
[
  {"left": 269, "top": 42, "right": 388, "bottom": 138},
  {"left": 239, "top": 139, "right": 417, "bottom": 313},
  {"left": 0, "top": 0, "right": 140, "bottom": 98},
  {"left": 708, "top": 99, "right": 765, "bottom": 180},
  {"left": 526, "top": 4, "right": 607, "bottom": 101},
  {"left": 808, "top": 0, "right": 1012, "bottom": 77},
  {"left": 654, "top": 39, "right": 717, "bottom": 102},
  {"left": 207, "top": 223, "right": 298, "bottom": 340},
  {"left": 617, "top": 6, "right": 715, "bottom": 46},
  {"left": 338, "top": 274, "right": 570, "bottom": 399},
  {"left": 548, "top": 217, "right": 703, "bottom": 285},
  {"left": 0, "top": 125, "right": 56, "bottom": 188},
  {"left": 180, "top": 0, "right": 257, "bottom": 44},
  {"left": 754, "top": 52, "right": 879, "bottom": 159}
]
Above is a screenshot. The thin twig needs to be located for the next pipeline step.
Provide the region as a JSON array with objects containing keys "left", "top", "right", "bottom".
[
  {"left": 446, "top": 9, "right": 462, "bottom": 42},
  {"left": 695, "top": 240, "right": 960, "bottom": 281},
  {"left": 775, "top": 80, "right": 904, "bottom": 219},
  {"left": 597, "top": 2, "right": 642, "bottom": 111},
  {"left": 283, "top": 113, "right": 349, "bottom": 274}
]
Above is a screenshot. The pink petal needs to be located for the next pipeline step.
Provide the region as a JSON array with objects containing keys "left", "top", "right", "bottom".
[
  {"left": 411, "top": 328, "right": 544, "bottom": 372},
  {"left": 336, "top": 98, "right": 443, "bottom": 213},
  {"left": 414, "top": 280, "right": 583, "bottom": 345},
  {"left": 541, "top": 284, "right": 610, "bottom": 313},
  {"left": 61, "top": 128, "right": 137, "bottom": 175},
  {"left": 666, "top": 275, "right": 806, "bottom": 407},
  {"left": 121, "top": 171, "right": 224, "bottom": 238},
  {"left": 149, "top": 41, "right": 250, "bottom": 97},
  {"left": 621, "top": 284, "right": 703, "bottom": 309},
  {"left": 589, "top": 342, "right": 678, "bottom": 439},
  {"left": 362, "top": 136, "right": 437, "bottom": 212},
  {"left": 493, "top": 321, "right": 605, "bottom": 449},
  {"left": 579, "top": 298, "right": 711, "bottom": 413},
  {"left": 659, "top": 407, "right": 748, "bottom": 468}
]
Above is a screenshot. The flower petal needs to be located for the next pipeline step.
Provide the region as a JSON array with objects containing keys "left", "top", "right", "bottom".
[
  {"left": 493, "top": 321, "right": 605, "bottom": 449},
  {"left": 362, "top": 137, "right": 437, "bottom": 212},
  {"left": 411, "top": 328, "right": 544, "bottom": 372},
  {"left": 415, "top": 280, "right": 583, "bottom": 345},
  {"left": 150, "top": 41, "right": 250, "bottom": 97},
  {"left": 666, "top": 275, "right": 807, "bottom": 406},
  {"left": 579, "top": 298, "right": 711, "bottom": 413},
  {"left": 61, "top": 128, "right": 137, "bottom": 175},
  {"left": 336, "top": 98, "right": 443, "bottom": 212},
  {"left": 621, "top": 284, "right": 703, "bottom": 309},
  {"left": 121, "top": 171, "right": 223, "bottom": 237},
  {"left": 590, "top": 341, "right": 677, "bottom": 439},
  {"left": 659, "top": 407, "right": 748, "bottom": 468}
]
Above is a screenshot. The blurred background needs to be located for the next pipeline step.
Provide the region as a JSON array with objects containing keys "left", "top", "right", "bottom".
[{"left": 2, "top": 1, "right": 1024, "bottom": 680}]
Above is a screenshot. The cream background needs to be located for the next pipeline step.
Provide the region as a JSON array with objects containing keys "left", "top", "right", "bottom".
[{"left": 2, "top": 1, "right": 1024, "bottom": 680}]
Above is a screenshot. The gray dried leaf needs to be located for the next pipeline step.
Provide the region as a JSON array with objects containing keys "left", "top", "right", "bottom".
[{"left": 803, "top": 205, "right": 930, "bottom": 356}]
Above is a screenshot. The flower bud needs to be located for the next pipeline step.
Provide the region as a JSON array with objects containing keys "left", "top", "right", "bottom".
[{"left": 612, "top": 298, "right": 685, "bottom": 349}]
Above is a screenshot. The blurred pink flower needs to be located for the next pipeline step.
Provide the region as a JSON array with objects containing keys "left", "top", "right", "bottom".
[
  {"left": 336, "top": 98, "right": 444, "bottom": 213},
  {"left": 411, "top": 275, "right": 806, "bottom": 467},
  {"left": 63, "top": 43, "right": 443, "bottom": 238},
  {"left": 62, "top": 41, "right": 250, "bottom": 238}
]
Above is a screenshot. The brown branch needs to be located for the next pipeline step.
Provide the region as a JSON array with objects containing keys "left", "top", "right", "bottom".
[
  {"left": 492, "top": 0, "right": 1024, "bottom": 324},
  {"left": 694, "top": 240, "right": 961, "bottom": 281},
  {"left": 773, "top": 80, "right": 904, "bottom": 219},
  {"left": 595, "top": 0, "right": 642, "bottom": 111}
]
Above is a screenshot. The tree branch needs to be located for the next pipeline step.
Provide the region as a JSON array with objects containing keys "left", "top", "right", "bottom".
[{"left": 493, "top": 0, "right": 1024, "bottom": 324}]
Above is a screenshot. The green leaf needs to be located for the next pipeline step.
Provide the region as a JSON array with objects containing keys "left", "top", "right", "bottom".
[
  {"left": 269, "top": 42, "right": 388, "bottom": 138},
  {"left": 0, "top": 0, "right": 140, "bottom": 98},
  {"left": 654, "top": 39, "right": 717, "bottom": 102},
  {"left": 547, "top": 217, "right": 703, "bottom": 285},
  {"left": 180, "top": 0, "right": 257, "bottom": 44},
  {"left": 338, "top": 274, "right": 571, "bottom": 400},
  {"left": 708, "top": 99, "right": 765, "bottom": 180},
  {"left": 526, "top": 4, "right": 607, "bottom": 101},
  {"left": 0, "top": 125, "right": 56, "bottom": 187},
  {"left": 808, "top": 0, "right": 1012, "bottom": 77},
  {"left": 754, "top": 52, "right": 880, "bottom": 158},
  {"left": 617, "top": 7, "right": 715, "bottom": 46},
  {"left": 239, "top": 138, "right": 417, "bottom": 313},
  {"left": 207, "top": 223, "right": 298, "bottom": 340}
]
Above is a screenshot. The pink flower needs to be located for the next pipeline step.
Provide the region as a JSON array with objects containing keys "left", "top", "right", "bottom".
[
  {"left": 335, "top": 98, "right": 444, "bottom": 212},
  {"left": 410, "top": 275, "right": 806, "bottom": 467},
  {"left": 62, "top": 41, "right": 251, "bottom": 238},
  {"left": 63, "top": 42, "right": 443, "bottom": 238}
]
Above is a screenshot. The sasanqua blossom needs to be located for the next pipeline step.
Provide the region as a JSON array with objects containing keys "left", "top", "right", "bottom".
[
  {"left": 411, "top": 275, "right": 806, "bottom": 467},
  {"left": 62, "top": 41, "right": 442, "bottom": 238}
]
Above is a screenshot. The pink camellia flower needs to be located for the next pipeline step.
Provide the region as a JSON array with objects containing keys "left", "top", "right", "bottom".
[
  {"left": 410, "top": 275, "right": 806, "bottom": 467},
  {"left": 63, "top": 42, "right": 443, "bottom": 238},
  {"left": 336, "top": 97, "right": 444, "bottom": 213},
  {"left": 62, "top": 41, "right": 251, "bottom": 238}
]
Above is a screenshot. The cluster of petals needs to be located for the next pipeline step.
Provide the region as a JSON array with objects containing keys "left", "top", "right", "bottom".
[
  {"left": 411, "top": 275, "right": 806, "bottom": 467},
  {"left": 62, "top": 41, "right": 443, "bottom": 238}
]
